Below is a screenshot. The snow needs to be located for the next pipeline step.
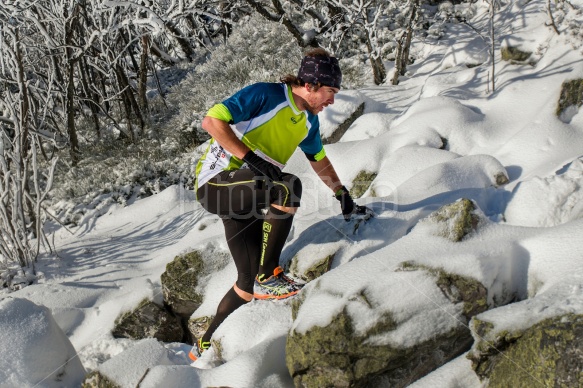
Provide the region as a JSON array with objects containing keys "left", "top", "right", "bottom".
[
  {"left": 0, "top": 298, "right": 86, "bottom": 387},
  {"left": 2, "top": 0, "right": 583, "bottom": 386}
]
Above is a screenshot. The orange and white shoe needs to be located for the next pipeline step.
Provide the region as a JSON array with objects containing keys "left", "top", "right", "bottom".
[
  {"left": 253, "top": 266, "right": 303, "bottom": 300},
  {"left": 188, "top": 338, "right": 210, "bottom": 362}
]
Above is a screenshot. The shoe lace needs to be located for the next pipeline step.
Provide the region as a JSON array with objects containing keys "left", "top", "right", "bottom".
[{"left": 198, "top": 338, "right": 211, "bottom": 351}]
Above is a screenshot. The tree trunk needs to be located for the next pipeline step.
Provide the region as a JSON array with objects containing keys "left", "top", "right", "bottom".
[
  {"left": 365, "top": 36, "right": 386, "bottom": 85},
  {"left": 138, "top": 35, "right": 150, "bottom": 112},
  {"left": 65, "top": 5, "right": 80, "bottom": 165},
  {"left": 400, "top": 0, "right": 418, "bottom": 76}
]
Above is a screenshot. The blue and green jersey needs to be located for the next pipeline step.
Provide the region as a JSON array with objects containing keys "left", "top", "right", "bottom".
[{"left": 195, "top": 82, "right": 326, "bottom": 188}]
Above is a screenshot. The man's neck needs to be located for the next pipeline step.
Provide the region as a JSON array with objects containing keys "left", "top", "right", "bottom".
[{"left": 290, "top": 85, "right": 308, "bottom": 112}]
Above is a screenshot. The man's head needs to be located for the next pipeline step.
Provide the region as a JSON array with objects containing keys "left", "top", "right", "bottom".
[
  {"left": 282, "top": 48, "right": 342, "bottom": 90},
  {"left": 282, "top": 48, "right": 342, "bottom": 115},
  {"left": 296, "top": 48, "right": 342, "bottom": 90}
]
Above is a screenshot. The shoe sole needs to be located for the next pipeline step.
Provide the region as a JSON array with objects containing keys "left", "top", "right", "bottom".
[{"left": 253, "top": 289, "right": 300, "bottom": 300}]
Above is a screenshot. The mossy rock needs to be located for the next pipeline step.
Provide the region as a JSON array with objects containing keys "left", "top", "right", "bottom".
[
  {"left": 289, "top": 254, "right": 335, "bottom": 283},
  {"left": 322, "top": 102, "right": 365, "bottom": 144},
  {"left": 111, "top": 299, "right": 183, "bottom": 342},
  {"left": 421, "top": 198, "right": 480, "bottom": 242},
  {"left": 161, "top": 251, "right": 204, "bottom": 317},
  {"left": 398, "top": 262, "right": 489, "bottom": 320},
  {"left": 350, "top": 171, "right": 378, "bottom": 199},
  {"left": 556, "top": 78, "right": 583, "bottom": 117},
  {"left": 286, "top": 307, "right": 472, "bottom": 387},
  {"left": 494, "top": 172, "right": 509, "bottom": 186},
  {"left": 187, "top": 315, "right": 213, "bottom": 341},
  {"left": 501, "top": 46, "right": 532, "bottom": 63},
  {"left": 81, "top": 371, "right": 120, "bottom": 388},
  {"left": 468, "top": 314, "right": 583, "bottom": 387}
]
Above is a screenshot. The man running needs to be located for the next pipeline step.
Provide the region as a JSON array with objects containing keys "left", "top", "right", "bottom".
[{"left": 190, "top": 48, "right": 365, "bottom": 361}]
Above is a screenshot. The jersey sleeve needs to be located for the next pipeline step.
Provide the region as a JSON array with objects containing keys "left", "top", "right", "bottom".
[
  {"left": 299, "top": 115, "right": 326, "bottom": 162},
  {"left": 219, "top": 83, "right": 268, "bottom": 124}
]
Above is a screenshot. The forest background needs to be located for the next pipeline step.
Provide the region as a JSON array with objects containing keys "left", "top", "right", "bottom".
[{"left": 0, "top": 0, "right": 481, "bottom": 281}]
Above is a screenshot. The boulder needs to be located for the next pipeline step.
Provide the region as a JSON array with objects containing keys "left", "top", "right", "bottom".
[
  {"left": 161, "top": 251, "right": 205, "bottom": 317},
  {"left": 187, "top": 315, "right": 213, "bottom": 341},
  {"left": 349, "top": 170, "right": 378, "bottom": 199},
  {"left": 286, "top": 304, "right": 473, "bottom": 387},
  {"left": 501, "top": 46, "right": 532, "bottom": 64},
  {"left": 556, "top": 78, "right": 583, "bottom": 118},
  {"left": 0, "top": 297, "right": 86, "bottom": 387},
  {"left": 416, "top": 198, "right": 480, "bottom": 242},
  {"left": 397, "top": 262, "right": 489, "bottom": 319},
  {"left": 288, "top": 253, "right": 335, "bottom": 283},
  {"left": 82, "top": 371, "right": 120, "bottom": 388},
  {"left": 468, "top": 314, "right": 583, "bottom": 387},
  {"left": 82, "top": 338, "right": 187, "bottom": 388},
  {"left": 322, "top": 102, "right": 365, "bottom": 144},
  {"left": 286, "top": 268, "right": 489, "bottom": 387},
  {"left": 111, "top": 299, "right": 183, "bottom": 342}
]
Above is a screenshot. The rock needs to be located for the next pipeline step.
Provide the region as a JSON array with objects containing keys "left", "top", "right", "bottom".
[
  {"left": 494, "top": 172, "right": 509, "bottom": 186},
  {"left": 397, "top": 262, "right": 489, "bottom": 319},
  {"left": 161, "top": 251, "right": 205, "bottom": 317},
  {"left": 288, "top": 253, "right": 335, "bottom": 283},
  {"left": 556, "top": 78, "right": 583, "bottom": 118},
  {"left": 81, "top": 371, "right": 120, "bottom": 388},
  {"left": 187, "top": 315, "right": 213, "bottom": 341},
  {"left": 417, "top": 198, "right": 480, "bottom": 242},
  {"left": 286, "top": 306, "right": 472, "bottom": 387},
  {"left": 468, "top": 314, "right": 583, "bottom": 387},
  {"left": 501, "top": 46, "right": 532, "bottom": 63},
  {"left": 111, "top": 299, "right": 183, "bottom": 342},
  {"left": 322, "top": 102, "right": 365, "bottom": 144},
  {"left": 286, "top": 264, "right": 491, "bottom": 387},
  {"left": 349, "top": 170, "right": 378, "bottom": 199},
  {"left": 0, "top": 297, "right": 86, "bottom": 387},
  {"left": 85, "top": 338, "right": 187, "bottom": 388}
]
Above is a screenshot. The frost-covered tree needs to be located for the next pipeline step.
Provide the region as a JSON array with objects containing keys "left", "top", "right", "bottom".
[{"left": 0, "top": 20, "right": 58, "bottom": 273}]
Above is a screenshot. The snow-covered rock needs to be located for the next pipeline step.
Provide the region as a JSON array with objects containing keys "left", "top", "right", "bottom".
[
  {"left": 85, "top": 338, "right": 190, "bottom": 388},
  {"left": 0, "top": 297, "right": 86, "bottom": 387}
]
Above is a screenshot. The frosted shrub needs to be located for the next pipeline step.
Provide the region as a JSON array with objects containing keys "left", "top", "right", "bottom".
[{"left": 161, "top": 15, "right": 304, "bottom": 143}]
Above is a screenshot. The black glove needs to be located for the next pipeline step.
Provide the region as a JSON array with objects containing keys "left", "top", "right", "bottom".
[
  {"left": 335, "top": 186, "right": 356, "bottom": 221},
  {"left": 243, "top": 150, "right": 282, "bottom": 181}
]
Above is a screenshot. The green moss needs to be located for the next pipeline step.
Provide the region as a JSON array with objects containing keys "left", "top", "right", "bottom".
[
  {"left": 495, "top": 172, "right": 509, "bottom": 186},
  {"left": 289, "top": 253, "right": 336, "bottom": 282},
  {"left": 291, "top": 292, "right": 306, "bottom": 321},
  {"left": 114, "top": 298, "right": 150, "bottom": 327},
  {"left": 556, "top": 79, "right": 583, "bottom": 117},
  {"left": 471, "top": 314, "right": 583, "bottom": 387},
  {"left": 187, "top": 315, "right": 213, "bottom": 340},
  {"left": 211, "top": 338, "right": 224, "bottom": 361},
  {"left": 287, "top": 307, "right": 472, "bottom": 387},
  {"left": 161, "top": 251, "right": 204, "bottom": 315},
  {"left": 501, "top": 46, "right": 532, "bottom": 62},
  {"left": 111, "top": 298, "right": 183, "bottom": 341},
  {"left": 429, "top": 198, "right": 479, "bottom": 241},
  {"left": 81, "top": 371, "right": 120, "bottom": 388},
  {"left": 350, "top": 171, "right": 378, "bottom": 199}
]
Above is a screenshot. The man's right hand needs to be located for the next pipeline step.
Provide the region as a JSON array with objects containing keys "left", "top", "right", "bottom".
[{"left": 243, "top": 151, "right": 283, "bottom": 181}]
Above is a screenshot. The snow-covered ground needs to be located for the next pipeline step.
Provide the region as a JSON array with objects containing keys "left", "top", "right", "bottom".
[{"left": 2, "top": 0, "right": 583, "bottom": 386}]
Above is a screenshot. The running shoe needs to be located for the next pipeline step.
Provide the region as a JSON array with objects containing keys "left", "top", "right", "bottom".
[
  {"left": 188, "top": 338, "right": 210, "bottom": 361},
  {"left": 253, "top": 266, "right": 303, "bottom": 300}
]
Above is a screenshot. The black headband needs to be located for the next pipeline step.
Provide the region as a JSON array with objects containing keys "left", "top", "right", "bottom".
[{"left": 297, "top": 55, "right": 342, "bottom": 89}]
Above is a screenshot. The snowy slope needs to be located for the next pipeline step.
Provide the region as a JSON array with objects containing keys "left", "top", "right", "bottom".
[{"left": 2, "top": 0, "right": 583, "bottom": 386}]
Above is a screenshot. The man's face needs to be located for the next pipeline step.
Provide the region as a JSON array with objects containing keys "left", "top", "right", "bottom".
[{"left": 305, "top": 85, "right": 339, "bottom": 115}]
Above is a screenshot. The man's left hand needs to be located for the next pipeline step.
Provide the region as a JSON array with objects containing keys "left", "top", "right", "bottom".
[{"left": 335, "top": 186, "right": 368, "bottom": 221}]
